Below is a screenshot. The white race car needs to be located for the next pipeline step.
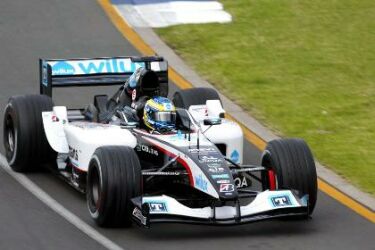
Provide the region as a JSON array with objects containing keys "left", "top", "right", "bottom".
[{"left": 3, "top": 56, "right": 317, "bottom": 227}]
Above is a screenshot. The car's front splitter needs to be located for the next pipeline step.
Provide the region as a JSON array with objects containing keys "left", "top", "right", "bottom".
[{"left": 131, "top": 190, "right": 309, "bottom": 227}]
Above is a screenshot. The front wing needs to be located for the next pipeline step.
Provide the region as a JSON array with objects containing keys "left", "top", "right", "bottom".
[{"left": 131, "top": 190, "right": 309, "bottom": 227}]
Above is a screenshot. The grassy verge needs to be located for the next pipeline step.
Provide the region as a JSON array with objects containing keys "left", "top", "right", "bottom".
[{"left": 156, "top": 0, "right": 375, "bottom": 194}]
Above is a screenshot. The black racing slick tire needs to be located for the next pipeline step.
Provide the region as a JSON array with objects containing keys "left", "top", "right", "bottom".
[
  {"left": 87, "top": 146, "right": 142, "bottom": 227},
  {"left": 261, "top": 138, "right": 318, "bottom": 214},
  {"left": 3, "top": 95, "right": 56, "bottom": 172},
  {"left": 173, "top": 87, "right": 221, "bottom": 109}
]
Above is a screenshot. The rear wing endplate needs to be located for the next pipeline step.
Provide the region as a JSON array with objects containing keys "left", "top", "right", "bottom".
[{"left": 39, "top": 56, "right": 168, "bottom": 97}]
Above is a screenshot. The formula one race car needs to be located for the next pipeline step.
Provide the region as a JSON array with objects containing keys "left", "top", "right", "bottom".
[{"left": 3, "top": 56, "right": 317, "bottom": 227}]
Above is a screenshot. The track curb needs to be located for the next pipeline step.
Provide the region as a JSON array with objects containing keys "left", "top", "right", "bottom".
[{"left": 102, "top": 0, "right": 375, "bottom": 220}]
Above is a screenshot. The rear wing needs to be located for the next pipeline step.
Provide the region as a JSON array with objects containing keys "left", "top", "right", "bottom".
[{"left": 39, "top": 56, "right": 168, "bottom": 97}]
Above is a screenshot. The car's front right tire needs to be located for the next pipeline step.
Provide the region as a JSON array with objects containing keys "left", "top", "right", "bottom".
[
  {"left": 87, "top": 146, "right": 142, "bottom": 227},
  {"left": 261, "top": 138, "right": 318, "bottom": 214}
]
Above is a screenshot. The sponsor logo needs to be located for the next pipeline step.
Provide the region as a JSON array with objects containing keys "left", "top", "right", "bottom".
[
  {"left": 219, "top": 183, "right": 235, "bottom": 193},
  {"left": 76, "top": 59, "right": 131, "bottom": 74},
  {"left": 149, "top": 202, "right": 167, "bottom": 212},
  {"left": 164, "top": 103, "right": 172, "bottom": 110},
  {"left": 234, "top": 176, "right": 248, "bottom": 188},
  {"left": 136, "top": 144, "right": 158, "bottom": 156},
  {"left": 216, "top": 179, "right": 230, "bottom": 184},
  {"left": 270, "top": 195, "right": 292, "bottom": 207},
  {"left": 207, "top": 163, "right": 222, "bottom": 168},
  {"left": 77, "top": 59, "right": 144, "bottom": 74},
  {"left": 188, "top": 147, "right": 216, "bottom": 154},
  {"left": 51, "top": 59, "right": 145, "bottom": 76},
  {"left": 72, "top": 122, "right": 112, "bottom": 129},
  {"left": 230, "top": 150, "right": 240, "bottom": 163},
  {"left": 199, "top": 156, "right": 222, "bottom": 163},
  {"left": 208, "top": 166, "right": 225, "bottom": 173},
  {"left": 211, "top": 174, "right": 229, "bottom": 179},
  {"left": 52, "top": 61, "right": 75, "bottom": 75},
  {"left": 195, "top": 174, "right": 208, "bottom": 192},
  {"left": 132, "top": 207, "right": 147, "bottom": 225}
]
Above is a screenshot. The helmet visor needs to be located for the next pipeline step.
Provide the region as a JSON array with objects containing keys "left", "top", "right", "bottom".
[{"left": 153, "top": 111, "right": 176, "bottom": 123}]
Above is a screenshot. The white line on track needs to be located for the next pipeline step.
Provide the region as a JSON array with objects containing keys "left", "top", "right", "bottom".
[{"left": 0, "top": 154, "right": 124, "bottom": 250}]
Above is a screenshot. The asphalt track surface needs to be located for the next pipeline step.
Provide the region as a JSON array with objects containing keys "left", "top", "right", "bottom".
[{"left": 0, "top": 0, "right": 374, "bottom": 249}]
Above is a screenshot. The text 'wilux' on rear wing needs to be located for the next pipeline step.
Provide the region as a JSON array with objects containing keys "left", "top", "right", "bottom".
[{"left": 39, "top": 56, "right": 168, "bottom": 98}]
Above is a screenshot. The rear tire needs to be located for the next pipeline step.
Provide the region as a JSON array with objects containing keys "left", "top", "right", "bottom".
[
  {"left": 173, "top": 87, "right": 221, "bottom": 109},
  {"left": 261, "top": 138, "right": 317, "bottom": 214},
  {"left": 87, "top": 146, "right": 142, "bottom": 227},
  {"left": 3, "top": 95, "right": 55, "bottom": 172}
]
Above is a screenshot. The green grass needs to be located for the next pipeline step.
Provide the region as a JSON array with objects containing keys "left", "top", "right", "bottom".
[{"left": 156, "top": 0, "right": 375, "bottom": 194}]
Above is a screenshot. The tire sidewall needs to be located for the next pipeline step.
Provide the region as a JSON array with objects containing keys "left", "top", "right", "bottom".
[
  {"left": 87, "top": 154, "right": 104, "bottom": 220},
  {"left": 3, "top": 102, "right": 20, "bottom": 167},
  {"left": 261, "top": 150, "right": 280, "bottom": 189}
]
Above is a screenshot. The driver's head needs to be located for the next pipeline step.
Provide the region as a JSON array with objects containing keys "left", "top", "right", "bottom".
[{"left": 143, "top": 97, "right": 176, "bottom": 132}]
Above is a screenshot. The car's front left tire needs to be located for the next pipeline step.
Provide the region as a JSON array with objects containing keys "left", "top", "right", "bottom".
[{"left": 87, "top": 146, "right": 142, "bottom": 227}]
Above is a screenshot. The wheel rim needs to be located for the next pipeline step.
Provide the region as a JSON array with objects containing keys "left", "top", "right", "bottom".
[
  {"left": 267, "top": 169, "right": 277, "bottom": 190},
  {"left": 92, "top": 175, "right": 100, "bottom": 206},
  {"left": 8, "top": 128, "right": 14, "bottom": 152},
  {"left": 4, "top": 114, "right": 17, "bottom": 164},
  {"left": 261, "top": 151, "right": 279, "bottom": 190},
  {"left": 5, "top": 115, "right": 14, "bottom": 151},
  {"left": 89, "top": 164, "right": 101, "bottom": 210}
]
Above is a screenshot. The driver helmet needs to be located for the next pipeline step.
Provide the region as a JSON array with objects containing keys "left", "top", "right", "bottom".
[{"left": 143, "top": 97, "right": 176, "bottom": 132}]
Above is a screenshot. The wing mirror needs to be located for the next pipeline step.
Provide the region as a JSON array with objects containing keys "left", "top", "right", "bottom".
[{"left": 203, "top": 118, "right": 222, "bottom": 126}]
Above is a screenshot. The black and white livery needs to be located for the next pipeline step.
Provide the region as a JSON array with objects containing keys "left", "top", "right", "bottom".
[{"left": 3, "top": 56, "right": 317, "bottom": 227}]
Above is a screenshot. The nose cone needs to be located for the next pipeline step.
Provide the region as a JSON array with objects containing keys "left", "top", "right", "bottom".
[
  {"left": 207, "top": 164, "right": 238, "bottom": 200},
  {"left": 187, "top": 147, "right": 238, "bottom": 200}
]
